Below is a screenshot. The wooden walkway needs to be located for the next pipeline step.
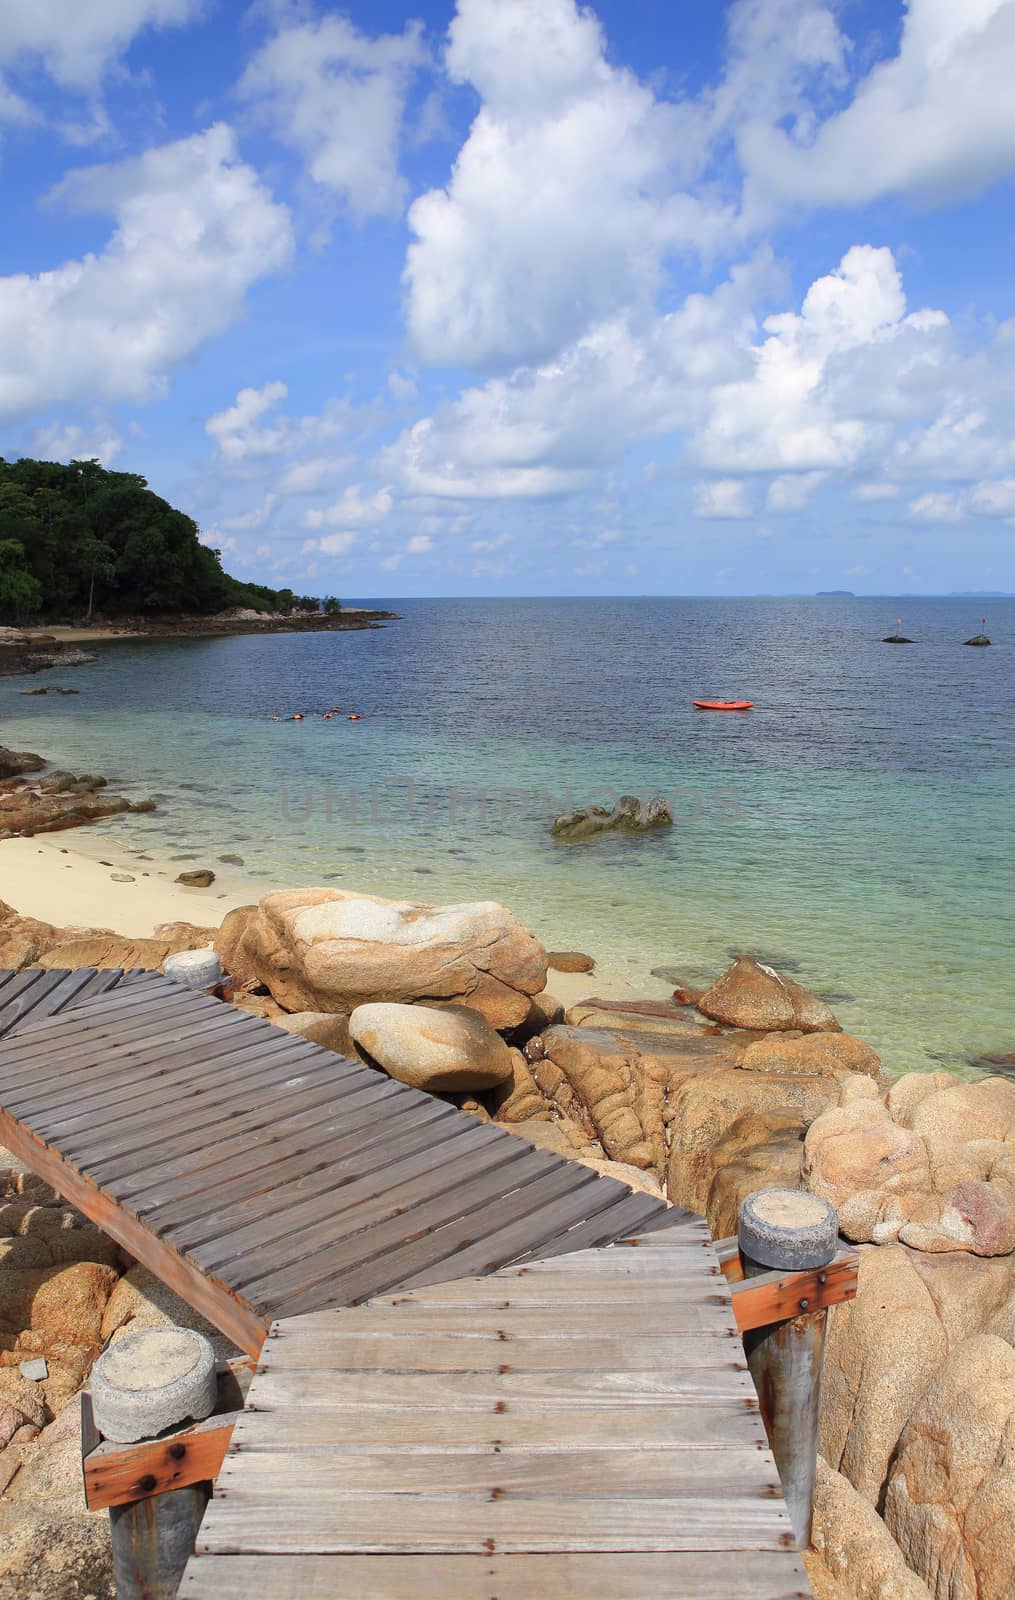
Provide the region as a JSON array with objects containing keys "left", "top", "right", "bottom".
[
  {"left": 180, "top": 1226, "right": 808, "bottom": 1599},
  {"left": 0, "top": 968, "right": 813, "bottom": 1597},
  {"left": 0, "top": 972, "right": 677, "bottom": 1358},
  {"left": 0, "top": 964, "right": 145, "bottom": 1037}
]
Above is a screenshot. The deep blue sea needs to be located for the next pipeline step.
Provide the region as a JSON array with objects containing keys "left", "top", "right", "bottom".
[{"left": 2, "top": 597, "right": 1013, "bottom": 1075}]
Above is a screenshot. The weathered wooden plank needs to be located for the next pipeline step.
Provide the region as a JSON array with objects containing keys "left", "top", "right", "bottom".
[
  {"left": 83, "top": 1411, "right": 238, "bottom": 1510},
  {"left": 260, "top": 1158, "right": 608, "bottom": 1316},
  {"left": 111, "top": 1077, "right": 400, "bottom": 1207},
  {"left": 194, "top": 1122, "right": 523, "bottom": 1280},
  {"left": 224, "top": 1139, "right": 555, "bottom": 1298},
  {"left": 255, "top": 1333, "right": 744, "bottom": 1373},
  {"left": 215, "top": 1447, "right": 780, "bottom": 1499},
  {"left": 196, "top": 1494, "right": 796, "bottom": 1554},
  {"left": 228, "top": 1401, "right": 768, "bottom": 1452},
  {"left": 0, "top": 988, "right": 202, "bottom": 1060},
  {"left": 57, "top": 1039, "right": 337, "bottom": 1166},
  {"left": 92, "top": 1076, "right": 351, "bottom": 1191},
  {"left": 504, "top": 1192, "right": 672, "bottom": 1264},
  {"left": 271, "top": 1303, "right": 731, "bottom": 1338},
  {"left": 393, "top": 1172, "right": 642, "bottom": 1290},
  {"left": 166, "top": 1100, "right": 470, "bottom": 1248},
  {"left": 179, "top": 1551, "right": 810, "bottom": 1600},
  {"left": 242, "top": 1366, "right": 759, "bottom": 1412},
  {"left": 9, "top": 1009, "right": 276, "bottom": 1120}
]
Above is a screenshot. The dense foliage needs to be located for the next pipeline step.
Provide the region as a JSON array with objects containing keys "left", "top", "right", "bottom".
[{"left": 0, "top": 457, "right": 324, "bottom": 623}]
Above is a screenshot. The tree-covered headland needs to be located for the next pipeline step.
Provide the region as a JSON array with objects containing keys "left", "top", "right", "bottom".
[{"left": 0, "top": 457, "right": 328, "bottom": 624}]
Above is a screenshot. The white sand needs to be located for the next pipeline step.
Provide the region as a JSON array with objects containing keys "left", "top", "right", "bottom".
[
  {"left": 0, "top": 832, "right": 675, "bottom": 1005},
  {"left": 0, "top": 834, "right": 275, "bottom": 938}
]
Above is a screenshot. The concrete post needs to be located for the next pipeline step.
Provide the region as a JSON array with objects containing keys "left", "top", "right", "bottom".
[
  {"left": 91, "top": 1328, "right": 218, "bottom": 1600},
  {"left": 162, "top": 950, "right": 223, "bottom": 992},
  {"left": 737, "top": 1188, "right": 839, "bottom": 1552}
]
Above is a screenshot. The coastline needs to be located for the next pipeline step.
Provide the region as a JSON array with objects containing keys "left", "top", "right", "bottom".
[{"left": 0, "top": 829, "right": 660, "bottom": 1005}]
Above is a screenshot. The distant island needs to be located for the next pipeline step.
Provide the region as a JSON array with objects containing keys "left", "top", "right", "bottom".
[
  {"left": 0, "top": 455, "right": 362, "bottom": 626},
  {"left": 816, "top": 589, "right": 856, "bottom": 597}
]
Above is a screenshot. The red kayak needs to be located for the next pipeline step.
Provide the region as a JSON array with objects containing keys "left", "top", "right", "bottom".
[{"left": 693, "top": 699, "right": 753, "bottom": 711}]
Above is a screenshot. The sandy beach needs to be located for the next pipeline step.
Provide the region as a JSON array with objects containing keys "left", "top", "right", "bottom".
[
  {"left": 0, "top": 833, "right": 273, "bottom": 938},
  {"left": 0, "top": 829, "right": 660, "bottom": 1004}
]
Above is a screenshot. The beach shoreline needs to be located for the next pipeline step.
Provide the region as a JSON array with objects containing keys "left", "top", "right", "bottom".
[{"left": 0, "top": 829, "right": 661, "bottom": 1005}]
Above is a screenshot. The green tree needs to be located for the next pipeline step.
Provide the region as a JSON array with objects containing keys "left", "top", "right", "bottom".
[{"left": 0, "top": 539, "right": 43, "bottom": 621}]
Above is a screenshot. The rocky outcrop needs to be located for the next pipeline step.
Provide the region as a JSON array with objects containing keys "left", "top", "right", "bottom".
[
  {"left": 698, "top": 955, "right": 840, "bottom": 1033},
  {"left": 349, "top": 1002, "right": 514, "bottom": 1092},
  {"left": 244, "top": 888, "right": 548, "bottom": 1028},
  {"left": 0, "top": 774, "right": 153, "bottom": 838},
  {"left": 820, "top": 1244, "right": 1014, "bottom": 1504},
  {"left": 550, "top": 794, "right": 672, "bottom": 841},
  {"left": 39, "top": 930, "right": 212, "bottom": 973},
  {"left": 703, "top": 1111, "right": 807, "bottom": 1238},
  {"left": 215, "top": 903, "right": 260, "bottom": 987},
  {"left": 805, "top": 1076, "right": 1015, "bottom": 1254},
  {"left": 738, "top": 1031, "right": 881, "bottom": 1079},
  {"left": 810, "top": 1456, "right": 932, "bottom": 1600},
  {"left": 0, "top": 745, "right": 44, "bottom": 780},
  {"left": 884, "top": 1334, "right": 1015, "bottom": 1600}
]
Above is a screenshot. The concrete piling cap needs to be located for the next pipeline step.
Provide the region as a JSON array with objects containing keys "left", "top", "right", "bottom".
[
  {"left": 738, "top": 1188, "right": 839, "bottom": 1272},
  {"left": 91, "top": 1327, "right": 217, "bottom": 1443},
  {"left": 163, "top": 949, "right": 222, "bottom": 990}
]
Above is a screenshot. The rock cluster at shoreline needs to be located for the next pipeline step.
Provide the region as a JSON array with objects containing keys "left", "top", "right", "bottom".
[
  {"left": 0, "top": 885, "right": 1011, "bottom": 1599},
  {"left": 0, "top": 629, "right": 96, "bottom": 678},
  {"left": 0, "top": 746, "right": 155, "bottom": 839}
]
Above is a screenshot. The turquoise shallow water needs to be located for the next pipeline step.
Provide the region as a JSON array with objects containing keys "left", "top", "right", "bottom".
[{"left": 2, "top": 597, "right": 1013, "bottom": 1076}]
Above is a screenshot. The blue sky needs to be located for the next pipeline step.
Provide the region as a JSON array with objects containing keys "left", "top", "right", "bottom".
[{"left": 2, "top": 0, "right": 1015, "bottom": 597}]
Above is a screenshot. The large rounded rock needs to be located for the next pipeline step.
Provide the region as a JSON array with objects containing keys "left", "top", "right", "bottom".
[
  {"left": 349, "top": 1003, "right": 514, "bottom": 1092},
  {"left": 805, "top": 1080, "right": 1015, "bottom": 1255},
  {"left": 698, "top": 954, "right": 840, "bottom": 1032},
  {"left": 704, "top": 1112, "right": 807, "bottom": 1239},
  {"left": 246, "top": 888, "right": 548, "bottom": 1028},
  {"left": 810, "top": 1456, "right": 932, "bottom": 1600},
  {"left": 272, "top": 1010, "right": 354, "bottom": 1057},
  {"left": 0, "top": 1262, "right": 119, "bottom": 1346},
  {"left": 215, "top": 903, "right": 259, "bottom": 987},
  {"left": 820, "top": 1245, "right": 1014, "bottom": 1505},
  {"left": 885, "top": 1334, "right": 1015, "bottom": 1600}
]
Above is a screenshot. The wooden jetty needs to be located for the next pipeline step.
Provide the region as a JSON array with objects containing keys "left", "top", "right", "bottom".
[
  {"left": 0, "top": 970, "right": 678, "bottom": 1356},
  {"left": 0, "top": 968, "right": 840, "bottom": 1597}
]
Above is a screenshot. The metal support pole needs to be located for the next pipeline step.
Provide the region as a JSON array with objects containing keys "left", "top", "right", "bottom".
[
  {"left": 109, "top": 1482, "right": 211, "bottom": 1600},
  {"left": 737, "top": 1188, "right": 839, "bottom": 1551},
  {"left": 90, "top": 1327, "right": 218, "bottom": 1600}
]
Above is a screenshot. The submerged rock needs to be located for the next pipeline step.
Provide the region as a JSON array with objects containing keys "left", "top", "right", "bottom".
[
  {"left": 550, "top": 794, "right": 673, "bottom": 841},
  {"left": 964, "top": 634, "right": 991, "bottom": 646},
  {"left": 883, "top": 634, "right": 914, "bottom": 643},
  {"left": 547, "top": 950, "right": 595, "bottom": 973}
]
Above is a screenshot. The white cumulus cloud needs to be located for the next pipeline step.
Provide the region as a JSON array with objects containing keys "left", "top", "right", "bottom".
[
  {"left": 694, "top": 479, "right": 752, "bottom": 519},
  {"left": 0, "top": 0, "right": 201, "bottom": 97},
  {"left": 404, "top": 0, "right": 733, "bottom": 369},
  {"left": 0, "top": 125, "right": 292, "bottom": 427},
  {"left": 740, "top": 0, "right": 1015, "bottom": 213},
  {"left": 239, "top": 13, "right": 427, "bottom": 217}
]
